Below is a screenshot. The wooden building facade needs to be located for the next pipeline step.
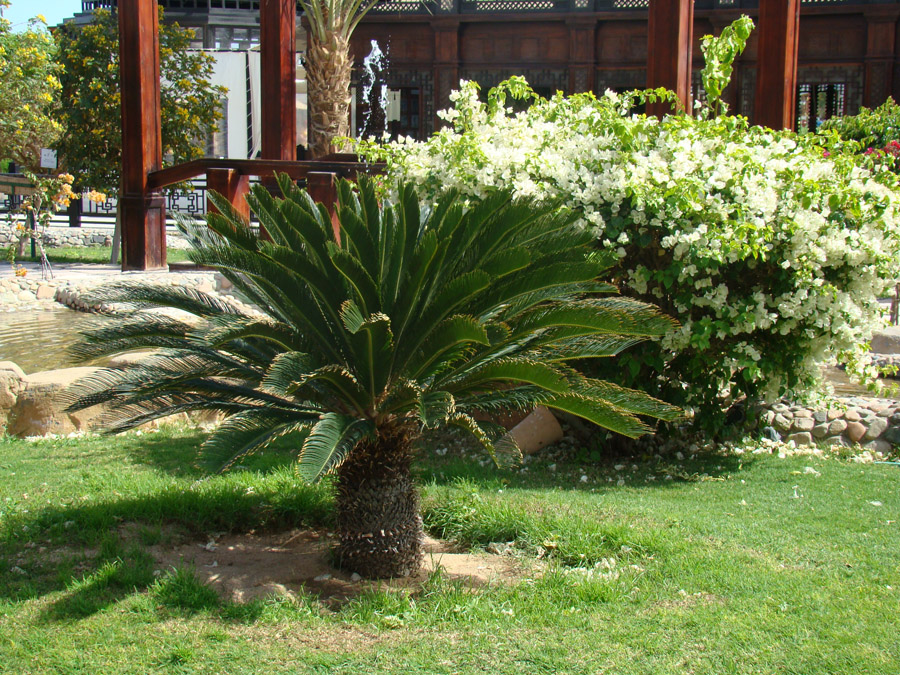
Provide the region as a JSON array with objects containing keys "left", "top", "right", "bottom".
[{"left": 354, "top": 0, "right": 900, "bottom": 138}]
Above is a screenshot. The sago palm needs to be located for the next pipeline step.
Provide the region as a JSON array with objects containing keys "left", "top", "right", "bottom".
[{"left": 65, "top": 176, "right": 680, "bottom": 578}]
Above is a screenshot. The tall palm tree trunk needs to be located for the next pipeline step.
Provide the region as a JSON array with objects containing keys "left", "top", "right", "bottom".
[
  {"left": 334, "top": 426, "right": 424, "bottom": 578},
  {"left": 306, "top": 32, "right": 352, "bottom": 159}
]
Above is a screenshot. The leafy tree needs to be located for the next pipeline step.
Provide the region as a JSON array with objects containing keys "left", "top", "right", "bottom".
[
  {"left": 0, "top": 3, "right": 61, "bottom": 170},
  {"left": 66, "top": 178, "right": 680, "bottom": 578},
  {"left": 53, "top": 7, "right": 225, "bottom": 194},
  {"left": 301, "top": 0, "right": 380, "bottom": 158}
]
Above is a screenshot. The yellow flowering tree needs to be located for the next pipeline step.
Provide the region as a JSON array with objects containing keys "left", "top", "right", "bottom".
[
  {"left": 0, "top": 2, "right": 61, "bottom": 170},
  {"left": 53, "top": 7, "right": 225, "bottom": 195}
]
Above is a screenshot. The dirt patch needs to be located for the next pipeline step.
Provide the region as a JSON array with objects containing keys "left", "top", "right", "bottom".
[{"left": 151, "top": 530, "right": 531, "bottom": 604}]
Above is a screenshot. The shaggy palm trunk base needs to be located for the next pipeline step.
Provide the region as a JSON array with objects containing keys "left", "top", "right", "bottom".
[{"left": 334, "top": 429, "right": 423, "bottom": 579}]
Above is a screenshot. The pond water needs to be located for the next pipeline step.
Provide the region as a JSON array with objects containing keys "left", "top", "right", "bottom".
[{"left": 0, "top": 309, "right": 110, "bottom": 375}]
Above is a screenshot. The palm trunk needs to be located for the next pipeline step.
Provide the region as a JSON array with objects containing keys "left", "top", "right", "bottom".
[
  {"left": 334, "top": 426, "right": 423, "bottom": 578},
  {"left": 306, "top": 32, "right": 352, "bottom": 159}
]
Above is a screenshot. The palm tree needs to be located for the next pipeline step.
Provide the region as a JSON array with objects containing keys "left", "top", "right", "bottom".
[
  {"left": 65, "top": 177, "right": 680, "bottom": 578},
  {"left": 301, "top": 0, "right": 379, "bottom": 157}
]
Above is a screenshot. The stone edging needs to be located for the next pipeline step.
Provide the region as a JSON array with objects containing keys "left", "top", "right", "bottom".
[
  {"left": 757, "top": 397, "right": 898, "bottom": 451},
  {"left": 0, "top": 226, "right": 191, "bottom": 250}
]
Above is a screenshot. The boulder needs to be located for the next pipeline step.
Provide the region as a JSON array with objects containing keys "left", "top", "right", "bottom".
[
  {"left": 870, "top": 326, "right": 900, "bottom": 354},
  {"left": 0, "top": 361, "right": 27, "bottom": 430},
  {"left": 7, "top": 367, "right": 103, "bottom": 437}
]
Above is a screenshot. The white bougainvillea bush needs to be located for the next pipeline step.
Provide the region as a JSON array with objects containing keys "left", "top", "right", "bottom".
[{"left": 360, "top": 79, "right": 900, "bottom": 432}]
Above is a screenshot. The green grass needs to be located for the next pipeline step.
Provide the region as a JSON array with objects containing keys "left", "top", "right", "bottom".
[
  {"left": 15, "top": 247, "right": 191, "bottom": 265},
  {"left": 0, "top": 426, "right": 898, "bottom": 673}
]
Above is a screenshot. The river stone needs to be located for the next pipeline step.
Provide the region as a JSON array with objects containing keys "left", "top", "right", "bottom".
[
  {"left": 844, "top": 410, "right": 861, "bottom": 422},
  {"left": 786, "top": 432, "right": 813, "bottom": 446},
  {"left": 812, "top": 424, "right": 830, "bottom": 439},
  {"left": 7, "top": 367, "right": 103, "bottom": 437},
  {"left": 864, "top": 439, "right": 892, "bottom": 454},
  {"left": 863, "top": 417, "right": 889, "bottom": 441},
  {"left": 791, "top": 417, "right": 815, "bottom": 432},
  {"left": 824, "top": 436, "right": 849, "bottom": 447},
  {"left": 35, "top": 285, "right": 55, "bottom": 300},
  {"left": 881, "top": 426, "right": 900, "bottom": 446},
  {"left": 771, "top": 403, "right": 791, "bottom": 414},
  {"left": 827, "top": 409, "right": 843, "bottom": 421},
  {"left": 813, "top": 410, "right": 828, "bottom": 424},
  {"left": 827, "top": 419, "right": 848, "bottom": 435},
  {"left": 846, "top": 421, "right": 867, "bottom": 444},
  {"left": 773, "top": 414, "right": 792, "bottom": 433},
  {"left": 793, "top": 409, "right": 813, "bottom": 419},
  {"left": 762, "top": 410, "right": 776, "bottom": 426},
  {"left": 106, "top": 351, "right": 160, "bottom": 369}
]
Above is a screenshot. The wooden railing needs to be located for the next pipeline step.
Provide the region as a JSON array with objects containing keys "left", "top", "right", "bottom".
[{"left": 147, "top": 155, "right": 385, "bottom": 242}]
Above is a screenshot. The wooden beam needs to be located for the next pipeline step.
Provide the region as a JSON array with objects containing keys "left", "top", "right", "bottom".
[
  {"left": 754, "top": 0, "right": 800, "bottom": 131},
  {"left": 206, "top": 168, "right": 250, "bottom": 222},
  {"left": 118, "top": 0, "right": 166, "bottom": 271},
  {"left": 307, "top": 172, "right": 340, "bottom": 243},
  {"left": 260, "top": 0, "right": 297, "bottom": 160},
  {"left": 646, "top": 0, "right": 693, "bottom": 118}
]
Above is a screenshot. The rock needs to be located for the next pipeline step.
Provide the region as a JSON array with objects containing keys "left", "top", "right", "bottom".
[
  {"left": 786, "top": 432, "right": 813, "bottom": 446},
  {"left": 876, "top": 408, "right": 893, "bottom": 418},
  {"left": 827, "top": 409, "right": 843, "bottom": 421},
  {"left": 827, "top": 419, "right": 848, "bottom": 435},
  {"left": 761, "top": 426, "right": 781, "bottom": 441},
  {"left": 891, "top": 413, "right": 900, "bottom": 426},
  {"left": 863, "top": 417, "right": 889, "bottom": 441},
  {"left": 813, "top": 410, "right": 828, "bottom": 424},
  {"left": 6, "top": 367, "right": 103, "bottom": 437},
  {"left": 506, "top": 406, "right": 564, "bottom": 455},
  {"left": 864, "top": 439, "right": 892, "bottom": 454},
  {"left": 812, "top": 424, "right": 830, "bottom": 439},
  {"left": 771, "top": 403, "right": 791, "bottom": 414},
  {"left": 871, "top": 326, "right": 900, "bottom": 354},
  {"left": 761, "top": 410, "right": 775, "bottom": 426},
  {"left": 0, "top": 362, "right": 27, "bottom": 430},
  {"left": 791, "top": 417, "right": 815, "bottom": 432},
  {"left": 844, "top": 410, "right": 861, "bottom": 422},
  {"left": 824, "top": 436, "right": 849, "bottom": 447},
  {"left": 845, "top": 421, "right": 867, "bottom": 444},
  {"left": 35, "top": 285, "right": 55, "bottom": 300},
  {"left": 773, "top": 414, "right": 792, "bottom": 433},
  {"left": 106, "top": 351, "right": 159, "bottom": 369},
  {"left": 793, "top": 409, "right": 812, "bottom": 419},
  {"left": 880, "top": 426, "right": 900, "bottom": 446}
]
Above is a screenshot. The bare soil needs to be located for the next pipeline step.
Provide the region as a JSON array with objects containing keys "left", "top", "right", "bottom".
[{"left": 151, "top": 530, "right": 531, "bottom": 604}]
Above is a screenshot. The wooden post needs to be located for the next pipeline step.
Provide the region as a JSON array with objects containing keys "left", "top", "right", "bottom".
[
  {"left": 118, "top": 0, "right": 166, "bottom": 270},
  {"left": 863, "top": 9, "right": 899, "bottom": 108},
  {"left": 260, "top": 0, "right": 297, "bottom": 160},
  {"left": 206, "top": 169, "right": 251, "bottom": 221},
  {"left": 646, "top": 0, "right": 694, "bottom": 118},
  {"left": 434, "top": 20, "right": 460, "bottom": 128},
  {"left": 754, "top": 0, "right": 800, "bottom": 131},
  {"left": 307, "top": 171, "right": 340, "bottom": 243},
  {"left": 567, "top": 19, "right": 595, "bottom": 95}
]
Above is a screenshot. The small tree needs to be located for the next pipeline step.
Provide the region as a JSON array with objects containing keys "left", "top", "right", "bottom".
[
  {"left": 0, "top": 3, "right": 61, "bottom": 170},
  {"left": 53, "top": 7, "right": 225, "bottom": 195}
]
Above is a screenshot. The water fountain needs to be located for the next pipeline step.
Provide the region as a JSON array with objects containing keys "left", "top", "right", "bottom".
[{"left": 359, "top": 40, "right": 390, "bottom": 140}]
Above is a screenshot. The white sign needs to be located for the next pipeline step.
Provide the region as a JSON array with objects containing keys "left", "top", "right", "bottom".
[{"left": 40, "top": 148, "right": 57, "bottom": 170}]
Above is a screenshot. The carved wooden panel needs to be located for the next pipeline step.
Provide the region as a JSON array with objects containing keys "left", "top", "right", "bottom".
[
  {"left": 798, "top": 15, "right": 866, "bottom": 61},
  {"left": 596, "top": 21, "right": 647, "bottom": 64},
  {"left": 352, "top": 24, "right": 435, "bottom": 64},
  {"left": 460, "top": 23, "right": 569, "bottom": 64}
]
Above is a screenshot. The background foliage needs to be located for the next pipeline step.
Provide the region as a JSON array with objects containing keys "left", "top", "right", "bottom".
[
  {"left": 364, "top": 80, "right": 900, "bottom": 433},
  {"left": 53, "top": 7, "right": 225, "bottom": 194},
  {"left": 0, "top": 2, "right": 61, "bottom": 170}
]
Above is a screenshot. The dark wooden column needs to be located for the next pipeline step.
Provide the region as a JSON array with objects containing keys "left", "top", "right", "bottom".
[
  {"left": 260, "top": 0, "right": 297, "bottom": 160},
  {"left": 754, "top": 0, "right": 800, "bottom": 131},
  {"left": 433, "top": 20, "right": 460, "bottom": 128},
  {"left": 207, "top": 168, "right": 250, "bottom": 222},
  {"left": 863, "top": 8, "right": 900, "bottom": 108},
  {"left": 119, "top": 0, "right": 166, "bottom": 271},
  {"left": 646, "top": 0, "right": 694, "bottom": 117},
  {"left": 567, "top": 18, "right": 596, "bottom": 95}
]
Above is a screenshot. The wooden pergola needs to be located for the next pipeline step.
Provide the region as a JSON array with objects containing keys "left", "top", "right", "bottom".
[{"left": 118, "top": 0, "right": 800, "bottom": 271}]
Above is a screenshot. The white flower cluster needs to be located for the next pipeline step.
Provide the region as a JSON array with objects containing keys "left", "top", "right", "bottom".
[{"left": 370, "top": 81, "right": 900, "bottom": 413}]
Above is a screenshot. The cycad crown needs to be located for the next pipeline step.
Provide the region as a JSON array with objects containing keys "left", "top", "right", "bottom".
[{"left": 65, "top": 176, "right": 679, "bottom": 578}]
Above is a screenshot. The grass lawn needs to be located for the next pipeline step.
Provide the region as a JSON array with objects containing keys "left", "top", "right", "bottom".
[
  {"left": 0, "top": 427, "right": 897, "bottom": 674},
  {"left": 15, "top": 247, "right": 192, "bottom": 265}
]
